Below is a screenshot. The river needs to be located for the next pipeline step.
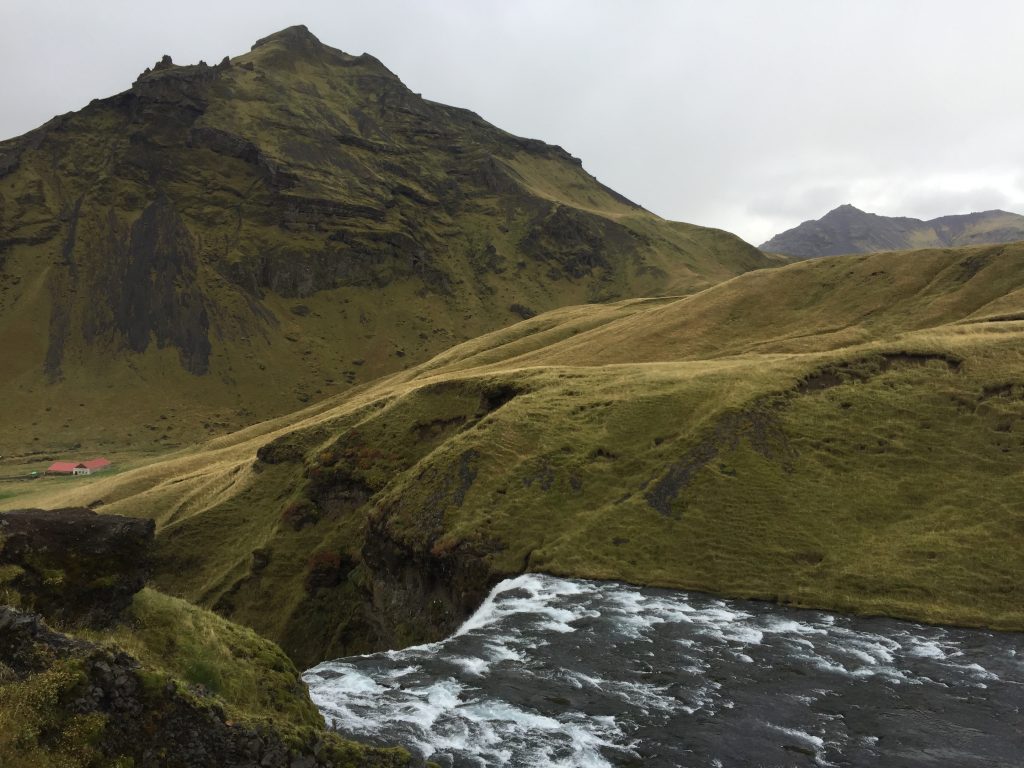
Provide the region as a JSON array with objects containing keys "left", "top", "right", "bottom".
[{"left": 304, "top": 574, "right": 1023, "bottom": 767}]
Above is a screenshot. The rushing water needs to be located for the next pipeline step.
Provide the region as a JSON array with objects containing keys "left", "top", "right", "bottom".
[{"left": 304, "top": 574, "right": 1024, "bottom": 767}]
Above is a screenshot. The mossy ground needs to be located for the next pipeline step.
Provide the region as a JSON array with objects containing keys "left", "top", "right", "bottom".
[
  {"left": 0, "top": 588, "right": 411, "bottom": 767},
  {"left": 89, "top": 588, "right": 322, "bottom": 728},
  {"left": 0, "top": 656, "right": 107, "bottom": 768}
]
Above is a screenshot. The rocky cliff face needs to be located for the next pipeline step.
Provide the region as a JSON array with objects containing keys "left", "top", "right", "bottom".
[
  {"left": 192, "top": 378, "right": 522, "bottom": 665},
  {"left": 760, "top": 204, "right": 1024, "bottom": 258}
]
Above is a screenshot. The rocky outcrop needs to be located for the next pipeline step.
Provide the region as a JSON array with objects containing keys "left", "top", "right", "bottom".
[
  {"left": 103, "top": 195, "right": 211, "bottom": 374},
  {"left": 0, "top": 605, "right": 410, "bottom": 768},
  {"left": 0, "top": 507, "right": 154, "bottom": 627},
  {"left": 222, "top": 380, "right": 526, "bottom": 664},
  {"left": 360, "top": 510, "right": 503, "bottom": 648},
  {"left": 520, "top": 203, "right": 640, "bottom": 281},
  {"left": 0, "top": 602, "right": 90, "bottom": 668},
  {"left": 0, "top": 504, "right": 411, "bottom": 766},
  {"left": 358, "top": 441, "right": 508, "bottom": 648}
]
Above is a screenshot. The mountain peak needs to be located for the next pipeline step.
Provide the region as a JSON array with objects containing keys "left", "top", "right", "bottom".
[
  {"left": 761, "top": 205, "right": 1024, "bottom": 258},
  {"left": 245, "top": 25, "right": 366, "bottom": 69},
  {"left": 826, "top": 203, "right": 865, "bottom": 216},
  {"left": 251, "top": 25, "right": 324, "bottom": 53},
  {"left": 0, "top": 25, "right": 771, "bottom": 453}
]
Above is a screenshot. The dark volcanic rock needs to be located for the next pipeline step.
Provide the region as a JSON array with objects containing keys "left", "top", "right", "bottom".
[
  {"left": 0, "top": 507, "right": 154, "bottom": 627},
  {"left": 520, "top": 203, "right": 637, "bottom": 279},
  {"left": 360, "top": 514, "right": 501, "bottom": 648},
  {"left": 358, "top": 448, "right": 502, "bottom": 648},
  {"left": 96, "top": 194, "right": 212, "bottom": 375},
  {"left": 0, "top": 604, "right": 91, "bottom": 674}
]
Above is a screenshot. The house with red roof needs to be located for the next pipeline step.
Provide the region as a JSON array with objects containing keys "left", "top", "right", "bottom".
[
  {"left": 47, "top": 461, "right": 79, "bottom": 475},
  {"left": 46, "top": 458, "right": 111, "bottom": 476}
]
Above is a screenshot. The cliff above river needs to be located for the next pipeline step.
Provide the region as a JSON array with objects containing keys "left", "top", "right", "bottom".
[{"left": 0, "top": 507, "right": 409, "bottom": 767}]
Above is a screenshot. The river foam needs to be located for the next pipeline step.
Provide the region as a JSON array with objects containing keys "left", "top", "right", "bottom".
[{"left": 305, "top": 574, "right": 1024, "bottom": 767}]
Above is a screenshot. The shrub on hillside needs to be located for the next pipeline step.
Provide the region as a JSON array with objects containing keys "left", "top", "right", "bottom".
[
  {"left": 280, "top": 499, "right": 319, "bottom": 531},
  {"left": 304, "top": 550, "right": 355, "bottom": 594}
]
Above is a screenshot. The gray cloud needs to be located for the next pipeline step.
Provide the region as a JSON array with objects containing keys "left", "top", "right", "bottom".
[{"left": 3, "top": 0, "right": 1023, "bottom": 245}]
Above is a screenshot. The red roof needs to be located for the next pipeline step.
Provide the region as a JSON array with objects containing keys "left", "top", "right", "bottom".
[
  {"left": 47, "top": 458, "right": 111, "bottom": 473},
  {"left": 47, "top": 461, "right": 80, "bottom": 473}
]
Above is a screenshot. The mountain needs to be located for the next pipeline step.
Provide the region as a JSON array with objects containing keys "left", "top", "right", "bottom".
[
  {"left": 12, "top": 241, "right": 1023, "bottom": 667},
  {"left": 760, "top": 203, "right": 1024, "bottom": 258},
  {"left": 0, "top": 25, "right": 770, "bottom": 458}
]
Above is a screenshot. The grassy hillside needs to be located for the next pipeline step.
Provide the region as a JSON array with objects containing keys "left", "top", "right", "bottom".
[
  {"left": 6, "top": 242, "right": 1023, "bottom": 666},
  {"left": 0, "top": 25, "right": 768, "bottom": 461},
  {"left": 0, "top": 588, "right": 410, "bottom": 767}
]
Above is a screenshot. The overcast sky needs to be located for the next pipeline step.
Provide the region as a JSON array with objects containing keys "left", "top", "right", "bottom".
[{"left": 3, "top": 0, "right": 1024, "bottom": 245}]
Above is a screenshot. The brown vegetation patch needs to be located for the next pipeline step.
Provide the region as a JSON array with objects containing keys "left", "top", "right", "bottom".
[
  {"left": 645, "top": 404, "right": 795, "bottom": 517},
  {"left": 796, "top": 352, "right": 962, "bottom": 394}
]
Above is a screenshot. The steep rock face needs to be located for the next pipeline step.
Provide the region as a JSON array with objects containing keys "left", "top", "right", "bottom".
[
  {"left": 761, "top": 204, "right": 1024, "bottom": 258},
  {"left": 0, "top": 502, "right": 412, "bottom": 766},
  {"left": 113, "top": 195, "right": 210, "bottom": 373},
  {"left": 359, "top": 511, "right": 502, "bottom": 650},
  {"left": 59, "top": 194, "right": 212, "bottom": 378},
  {"left": 184, "top": 378, "right": 522, "bottom": 666},
  {"left": 0, "top": 508, "right": 154, "bottom": 627},
  {"left": 358, "top": 446, "right": 505, "bottom": 648},
  {"left": 0, "top": 25, "right": 769, "bottom": 455}
]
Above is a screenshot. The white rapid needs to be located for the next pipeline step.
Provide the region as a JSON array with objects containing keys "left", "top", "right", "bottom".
[{"left": 305, "top": 574, "right": 1024, "bottom": 767}]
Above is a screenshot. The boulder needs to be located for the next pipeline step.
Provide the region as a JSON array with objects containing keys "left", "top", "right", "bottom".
[{"left": 0, "top": 507, "right": 154, "bottom": 627}]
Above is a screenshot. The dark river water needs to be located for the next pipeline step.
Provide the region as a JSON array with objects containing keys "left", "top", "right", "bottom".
[{"left": 304, "top": 574, "right": 1024, "bottom": 767}]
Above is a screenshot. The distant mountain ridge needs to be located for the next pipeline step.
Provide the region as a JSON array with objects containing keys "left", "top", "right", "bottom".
[{"left": 760, "top": 204, "right": 1024, "bottom": 258}]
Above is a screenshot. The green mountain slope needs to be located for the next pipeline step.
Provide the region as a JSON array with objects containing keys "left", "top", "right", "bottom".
[
  {"left": 761, "top": 203, "right": 1024, "bottom": 258},
  {"left": 0, "top": 25, "right": 768, "bottom": 459},
  {"left": 10, "top": 242, "right": 1023, "bottom": 666}
]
